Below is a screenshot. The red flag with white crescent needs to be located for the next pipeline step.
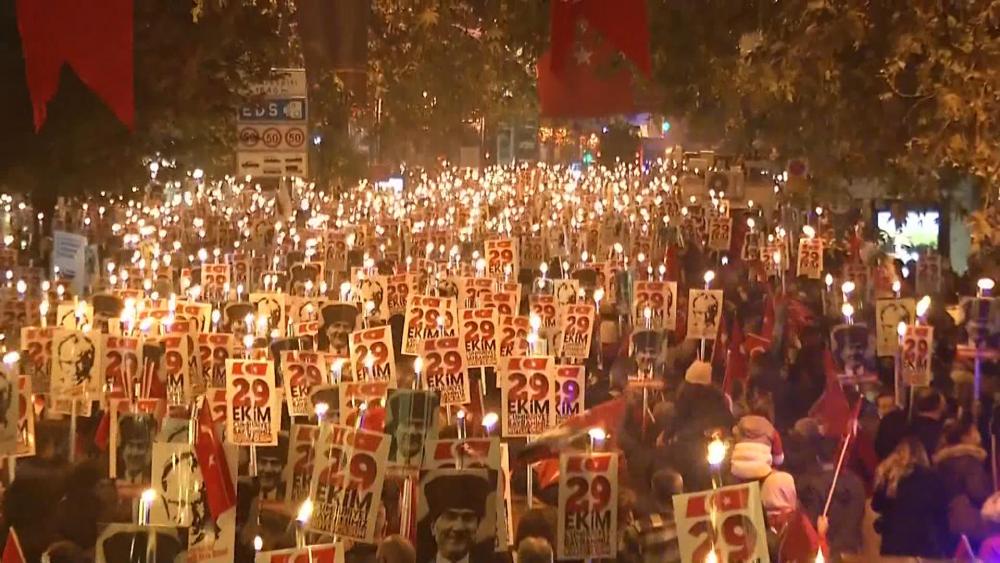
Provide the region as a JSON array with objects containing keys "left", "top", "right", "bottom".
[{"left": 194, "top": 397, "right": 237, "bottom": 520}]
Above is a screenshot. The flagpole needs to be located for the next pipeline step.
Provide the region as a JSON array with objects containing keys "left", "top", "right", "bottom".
[{"left": 822, "top": 429, "right": 853, "bottom": 518}]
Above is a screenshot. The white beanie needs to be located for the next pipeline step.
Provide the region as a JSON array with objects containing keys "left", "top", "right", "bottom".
[
  {"left": 730, "top": 441, "right": 773, "bottom": 480},
  {"left": 685, "top": 360, "right": 712, "bottom": 386}
]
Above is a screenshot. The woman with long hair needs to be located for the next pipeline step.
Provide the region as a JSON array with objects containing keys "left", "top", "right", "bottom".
[{"left": 872, "top": 436, "right": 949, "bottom": 557}]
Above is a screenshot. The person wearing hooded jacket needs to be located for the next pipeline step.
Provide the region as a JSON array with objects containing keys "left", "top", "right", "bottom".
[{"left": 933, "top": 414, "right": 994, "bottom": 552}]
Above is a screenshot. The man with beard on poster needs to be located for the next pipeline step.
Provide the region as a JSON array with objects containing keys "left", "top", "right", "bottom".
[
  {"left": 418, "top": 470, "right": 493, "bottom": 563},
  {"left": 317, "top": 303, "right": 358, "bottom": 356}
]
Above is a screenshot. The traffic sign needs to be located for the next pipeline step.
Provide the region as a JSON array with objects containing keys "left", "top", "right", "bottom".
[
  {"left": 237, "top": 151, "right": 309, "bottom": 178},
  {"left": 237, "top": 124, "right": 308, "bottom": 151},
  {"left": 237, "top": 68, "right": 309, "bottom": 179},
  {"left": 246, "top": 68, "right": 307, "bottom": 97},
  {"left": 238, "top": 98, "right": 307, "bottom": 121}
]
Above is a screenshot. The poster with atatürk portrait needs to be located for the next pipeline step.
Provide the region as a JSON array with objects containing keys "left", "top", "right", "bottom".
[
  {"left": 51, "top": 328, "right": 102, "bottom": 398},
  {"left": 96, "top": 523, "right": 187, "bottom": 563},
  {"left": 416, "top": 467, "right": 497, "bottom": 563},
  {"left": 385, "top": 388, "right": 439, "bottom": 469},
  {"left": 686, "top": 289, "right": 723, "bottom": 340},
  {"left": 149, "top": 442, "right": 237, "bottom": 562}
]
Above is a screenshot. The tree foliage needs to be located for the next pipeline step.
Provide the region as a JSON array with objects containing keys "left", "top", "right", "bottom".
[{"left": 650, "top": 0, "right": 1000, "bottom": 199}]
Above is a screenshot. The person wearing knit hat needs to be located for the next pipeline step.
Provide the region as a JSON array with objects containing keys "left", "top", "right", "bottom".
[
  {"left": 734, "top": 415, "right": 784, "bottom": 465},
  {"left": 684, "top": 359, "right": 712, "bottom": 386}
]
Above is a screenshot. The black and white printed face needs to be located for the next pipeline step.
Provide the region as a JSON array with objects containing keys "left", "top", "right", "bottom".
[
  {"left": 433, "top": 508, "right": 479, "bottom": 561},
  {"left": 57, "top": 334, "right": 96, "bottom": 387},
  {"left": 120, "top": 435, "right": 152, "bottom": 483},
  {"left": 692, "top": 294, "right": 719, "bottom": 328}
]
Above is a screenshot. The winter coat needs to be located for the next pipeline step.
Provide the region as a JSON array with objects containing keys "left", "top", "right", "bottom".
[
  {"left": 909, "top": 415, "right": 944, "bottom": 458},
  {"left": 872, "top": 465, "right": 950, "bottom": 557},
  {"left": 933, "top": 443, "right": 994, "bottom": 549},
  {"left": 796, "top": 464, "right": 866, "bottom": 557}
]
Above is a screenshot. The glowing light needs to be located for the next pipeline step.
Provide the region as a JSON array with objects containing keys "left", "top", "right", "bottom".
[{"left": 707, "top": 436, "right": 727, "bottom": 466}]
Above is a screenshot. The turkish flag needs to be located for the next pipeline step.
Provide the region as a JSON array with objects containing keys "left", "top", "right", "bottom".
[
  {"left": 1, "top": 528, "right": 25, "bottom": 563},
  {"left": 808, "top": 350, "right": 853, "bottom": 438},
  {"left": 16, "top": 0, "right": 134, "bottom": 131},
  {"left": 722, "top": 319, "right": 748, "bottom": 394},
  {"left": 550, "top": 0, "right": 651, "bottom": 77},
  {"left": 194, "top": 397, "right": 237, "bottom": 521},
  {"left": 537, "top": 33, "right": 635, "bottom": 119}
]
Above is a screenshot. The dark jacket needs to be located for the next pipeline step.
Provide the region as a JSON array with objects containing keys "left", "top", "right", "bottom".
[
  {"left": 796, "top": 463, "right": 865, "bottom": 557},
  {"left": 909, "top": 415, "right": 944, "bottom": 458},
  {"left": 933, "top": 443, "right": 994, "bottom": 549},
  {"left": 874, "top": 409, "right": 908, "bottom": 461},
  {"left": 872, "top": 465, "right": 949, "bottom": 557}
]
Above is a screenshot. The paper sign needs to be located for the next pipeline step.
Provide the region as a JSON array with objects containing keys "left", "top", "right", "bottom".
[
  {"left": 250, "top": 292, "right": 287, "bottom": 336},
  {"left": 14, "top": 376, "right": 35, "bottom": 457},
  {"left": 308, "top": 424, "right": 389, "bottom": 542},
  {"left": 917, "top": 253, "right": 942, "bottom": 295},
  {"left": 417, "top": 466, "right": 497, "bottom": 563},
  {"left": 672, "top": 482, "right": 770, "bottom": 563},
  {"left": 339, "top": 380, "right": 389, "bottom": 426},
  {"left": 384, "top": 274, "right": 414, "bottom": 316},
  {"left": 225, "top": 359, "right": 279, "bottom": 445},
  {"left": 384, "top": 389, "right": 439, "bottom": 469},
  {"left": 529, "top": 294, "right": 559, "bottom": 332},
  {"left": 460, "top": 308, "right": 499, "bottom": 368},
  {"left": 686, "top": 289, "right": 723, "bottom": 340},
  {"left": 255, "top": 544, "right": 343, "bottom": 563},
  {"left": 485, "top": 238, "right": 519, "bottom": 279},
  {"left": 20, "top": 326, "right": 54, "bottom": 392},
  {"left": 197, "top": 333, "right": 235, "bottom": 389},
  {"left": 500, "top": 356, "right": 554, "bottom": 437},
  {"left": 902, "top": 325, "right": 933, "bottom": 386},
  {"left": 162, "top": 334, "right": 192, "bottom": 405},
  {"left": 875, "top": 298, "right": 916, "bottom": 357},
  {"left": 797, "top": 237, "right": 824, "bottom": 279},
  {"left": 557, "top": 453, "right": 619, "bottom": 560},
  {"left": 420, "top": 337, "right": 469, "bottom": 406},
  {"left": 281, "top": 351, "right": 326, "bottom": 418},
  {"left": 707, "top": 216, "right": 732, "bottom": 251},
  {"left": 402, "top": 295, "right": 457, "bottom": 354},
  {"left": 553, "top": 279, "right": 580, "bottom": 306},
  {"left": 633, "top": 281, "right": 677, "bottom": 330},
  {"left": 498, "top": 315, "right": 530, "bottom": 358},
  {"left": 51, "top": 328, "right": 103, "bottom": 398},
  {"left": 349, "top": 326, "right": 396, "bottom": 385},
  {"left": 103, "top": 335, "right": 142, "bottom": 400},
  {"left": 421, "top": 438, "right": 504, "bottom": 551},
  {"left": 108, "top": 397, "right": 161, "bottom": 484},
  {"left": 52, "top": 231, "right": 88, "bottom": 293},
  {"left": 201, "top": 263, "right": 231, "bottom": 300},
  {"left": 457, "top": 276, "right": 494, "bottom": 309},
  {"left": 283, "top": 424, "right": 320, "bottom": 507},
  {"left": 558, "top": 304, "right": 595, "bottom": 358},
  {"left": 554, "top": 365, "right": 585, "bottom": 426}
]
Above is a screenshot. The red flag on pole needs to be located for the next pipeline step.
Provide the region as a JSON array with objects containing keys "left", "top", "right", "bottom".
[
  {"left": 808, "top": 350, "right": 853, "bottom": 438},
  {"left": 16, "top": 0, "right": 134, "bottom": 131},
  {"left": 723, "top": 319, "right": 748, "bottom": 394},
  {"left": 549, "top": 0, "right": 651, "bottom": 77},
  {"left": 2, "top": 528, "right": 25, "bottom": 563},
  {"left": 194, "top": 398, "right": 237, "bottom": 521},
  {"left": 537, "top": 31, "right": 636, "bottom": 119}
]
